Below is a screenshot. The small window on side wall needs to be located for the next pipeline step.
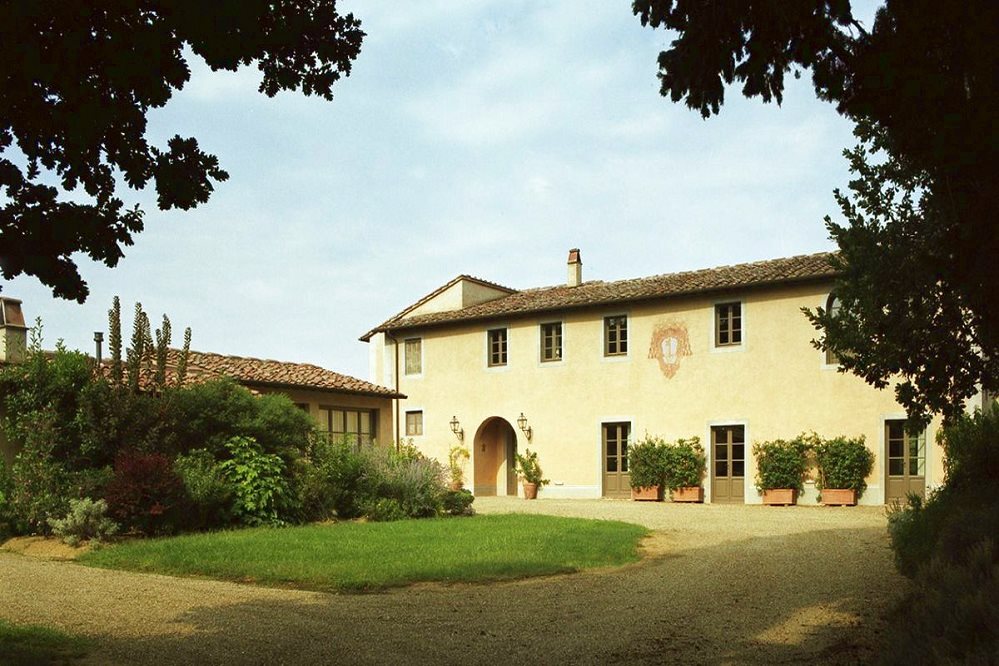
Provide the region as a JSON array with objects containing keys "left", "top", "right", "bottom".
[
  {"left": 405, "top": 410, "right": 423, "bottom": 436},
  {"left": 825, "top": 293, "right": 841, "bottom": 365},
  {"left": 715, "top": 302, "right": 742, "bottom": 347},
  {"left": 404, "top": 338, "right": 422, "bottom": 375},
  {"left": 604, "top": 315, "right": 628, "bottom": 356},
  {"left": 487, "top": 328, "right": 508, "bottom": 366},
  {"left": 540, "top": 322, "right": 562, "bottom": 362}
]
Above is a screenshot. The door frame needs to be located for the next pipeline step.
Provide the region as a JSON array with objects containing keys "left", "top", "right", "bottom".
[
  {"left": 598, "top": 416, "right": 634, "bottom": 498},
  {"left": 883, "top": 417, "right": 929, "bottom": 503},
  {"left": 706, "top": 420, "right": 748, "bottom": 504}
]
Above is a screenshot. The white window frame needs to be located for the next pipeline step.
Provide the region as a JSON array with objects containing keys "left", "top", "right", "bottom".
[{"left": 404, "top": 337, "right": 423, "bottom": 377}]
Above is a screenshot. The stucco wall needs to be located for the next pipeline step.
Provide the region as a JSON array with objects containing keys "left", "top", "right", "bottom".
[
  {"left": 371, "top": 280, "right": 944, "bottom": 504},
  {"left": 256, "top": 386, "right": 394, "bottom": 448}
]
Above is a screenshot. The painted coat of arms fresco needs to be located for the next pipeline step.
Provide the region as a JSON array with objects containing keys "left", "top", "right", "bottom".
[{"left": 648, "top": 321, "right": 692, "bottom": 378}]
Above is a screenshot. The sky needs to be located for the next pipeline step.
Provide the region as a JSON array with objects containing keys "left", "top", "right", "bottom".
[{"left": 2, "top": 0, "right": 879, "bottom": 381}]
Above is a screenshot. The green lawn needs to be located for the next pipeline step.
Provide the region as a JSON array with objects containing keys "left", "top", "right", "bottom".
[
  {"left": 0, "top": 619, "right": 91, "bottom": 665},
  {"left": 81, "top": 514, "right": 648, "bottom": 592}
]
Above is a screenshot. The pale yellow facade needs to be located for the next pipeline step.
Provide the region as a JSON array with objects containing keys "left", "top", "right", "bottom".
[{"left": 367, "top": 277, "right": 947, "bottom": 505}]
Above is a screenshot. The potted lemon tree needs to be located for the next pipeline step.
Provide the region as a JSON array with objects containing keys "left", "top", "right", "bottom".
[
  {"left": 663, "top": 436, "right": 706, "bottom": 502},
  {"left": 814, "top": 435, "right": 874, "bottom": 506},
  {"left": 752, "top": 435, "right": 810, "bottom": 505},
  {"left": 513, "top": 449, "right": 549, "bottom": 500},
  {"left": 627, "top": 435, "right": 666, "bottom": 501}
]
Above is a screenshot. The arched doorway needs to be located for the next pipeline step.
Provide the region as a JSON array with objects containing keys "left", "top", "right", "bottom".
[{"left": 473, "top": 417, "right": 518, "bottom": 496}]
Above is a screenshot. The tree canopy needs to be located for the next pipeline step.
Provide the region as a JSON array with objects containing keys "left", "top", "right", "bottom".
[
  {"left": 633, "top": 0, "right": 997, "bottom": 421},
  {"left": 0, "top": 1, "right": 364, "bottom": 302}
]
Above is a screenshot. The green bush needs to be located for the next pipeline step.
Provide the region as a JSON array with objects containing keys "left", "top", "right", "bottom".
[
  {"left": 441, "top": 489, "right": 475, "bottom": 516},
  {"left": 814, "top": 435, "right": 874, "bottom": 496},
  {"left": 939, "top": 406, "right": 999, "bottom": 490},
  {"left": 752, "top": 435, "right": 811, "bottom": 493},
  {"left": 0, "top": 458, "right": 13, "bottom": 540},
  {"left": 47, "top": 497, "right": 119, "bottom": 546},
  {"left": 627, "top": 435, "right": 666, "bottom": 489},
  {"left": 174, "top": 449, "right": 234, "bottom": 530},
  {"left": 299, "top": 435, "right": 378, "bottom": 520},
  {"left": 219, "top": 436, "right": 292, "bottom": 526},
  {"left": 8, "top": 438, "right": 70, "bottom": 535},
  {"left": 662, "top": 437, "right": 705, "bottom": 491},
  {"left": 361, "top": 497, "right": 408, "bottom": 522},
  {"left": 368, "top": 448, "right": 446, "bottom": 519}
]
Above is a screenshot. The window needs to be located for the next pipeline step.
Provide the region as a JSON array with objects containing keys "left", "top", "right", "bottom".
[
  {"left": 824, "top": 293, "right": 841, "bottom": 365},
  {"left": 886, "top": 420, "right": 926, "bottom": 477},
  {"left": 540, "top": 322, "right": 562, "bottom": 362},
  {"left": 319, "top": 407, "right": 376, "bottom": 449},
  {"left": 603, "top": 422, "right": 630, "bottom": 473},
  {"left": 604, "top": 315, "right": 628, "bottom": 356},
  {"left": 487, "top": 328, "right": 508, "bottom": 366},
  {"left": 715, "top": 302, "right": 742, "bottom": 347},
  {"left": 405, "top": 410, "right": 423, "bottom": 436},
  {"left": 404, "top": 338, "right": 422, "bottom": 375},
  {"left": 294, "top": 403, "right": 309, "bottom": 412}
]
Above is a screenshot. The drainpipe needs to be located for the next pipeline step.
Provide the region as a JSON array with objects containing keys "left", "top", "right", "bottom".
[{"left": 386, "top": 330, "right": 401, "bottom": 452}]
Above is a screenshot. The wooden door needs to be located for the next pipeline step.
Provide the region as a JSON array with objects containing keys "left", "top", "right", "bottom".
[
  {"left": 885, "top": 420, "right": 926, "bottom": 502},
  {"left": 602, "top": 422, "right": 631, "bottom": 498},
  {"left": 711, "top": 425, "right": 745, "bottom": 504}
]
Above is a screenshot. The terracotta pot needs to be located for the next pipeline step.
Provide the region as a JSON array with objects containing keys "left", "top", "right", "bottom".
[
  {"left": 762, "top": 488, "right": 798, "bottom": 506},
  {"left": 671, "top": 486, "right": 704, "bottom": 503},
  {"left": 631, "top": 485, "right": 661, "bottom": 501},
  {"left": 522, "top": 482, "right": 538, "bottom": 500},
  {"left": 821, "top": 488, "right": 857, "bottom": 506}
]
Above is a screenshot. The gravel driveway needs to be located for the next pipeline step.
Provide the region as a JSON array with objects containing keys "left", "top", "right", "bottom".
[{"left": 0, "top": 498, "right": 905, "bottom": 665}]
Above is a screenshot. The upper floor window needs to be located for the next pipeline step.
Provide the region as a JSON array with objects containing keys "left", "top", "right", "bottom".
[
  {"left": 715, "top": 302, "right": 742, "bottom": 347},
  {"left": 825, "top": 293, "right": 841, "bottom": 365},
  {"left": 405, "top": 410, "right": 423, "bottom": 436},
  {"left": 404, "top": 338, "right": 422, "bottom": 375},
  {"left": 540, "top": 322, "right": 562, "bottom": 362},
  {"left": 604, "top": 315, "right": 628, "bottom": 356},
  {"left": 487, "top": 328, "right": 508, "bottom": 367}
]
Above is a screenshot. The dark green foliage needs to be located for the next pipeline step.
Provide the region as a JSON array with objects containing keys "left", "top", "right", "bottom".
[
  {"left": 441, "top": 489, "right": 475, "bottom": 517},
  {"left": 0, "top": 2, "right": 364, "bottom": 302},
  {"left": 752, "top": 435, "right": 811, "bottom": 493},
  {"left": 361, "top": 497, "right": 408, "bottom": 522},
  {"left": 219, "top": 436, "right": 292, "bottom": 527},
  {"left": 104, "top": 450, "right": 186, "bottom": 535},
  {"left": 884, "top": 411, "right": 999, "bottom": 660},
  {"left": 8, "top": 438, "right": 69, "bottom": 534},
  {"left": 108, "top": 296, "right": 123, "bottom": 385},
  {"left": 662, "top": 437, "right": 706, "bottom": 491},
  {"left": 174, "top": 449, "right": 233, "bottom": 531},
  {"left": 297, "top": 436, "right": 376, "bottom": 520},
  {"left": 627, "top": 435, "right": 666, "bottom": 489},
  {"left": 0, "top": 459, "right": 12, "bottom": 539},
  {"left": 814, "top": 435, "right": 874, "bottom": 496}
]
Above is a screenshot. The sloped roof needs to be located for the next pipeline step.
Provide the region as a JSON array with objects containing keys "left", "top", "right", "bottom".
[
  {"left": 100, "top": 349, "right": 403, "bottom": 398},
  {"left": 362, "top": 252, "right": 838, "bottom": 339}
]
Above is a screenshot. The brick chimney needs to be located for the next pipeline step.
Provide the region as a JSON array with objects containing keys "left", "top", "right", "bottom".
[
  {"left": 567, "top": 248, "right": 582, "bottom": 287},
  {"left": 0, "top": 297, "right": 28, "bottom": 364}
]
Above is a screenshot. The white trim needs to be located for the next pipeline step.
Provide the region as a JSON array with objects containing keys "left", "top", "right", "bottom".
[
  {"left": 541, "top": 484, "right": 601, "bottom": 499},
  {"left": 403, "top": 336, "right": 424, "bottom": 379},
  {"left": 600, "top": 311, "right": 632, "bottom": 364},
  {"left": 403, "top": 406, "right": 425, "bottom": 439},
  {"left": 537, "top": 318, "right": 566, "bottom": 367},
  {"left": 705, "top": 419, "right": 750, "bottom": 504},
  {"left": 709, "top": 298, "right": 746, "bottom": 354},
  {"left": 483, "top": 325, "right": 511, "bottom": 373}
]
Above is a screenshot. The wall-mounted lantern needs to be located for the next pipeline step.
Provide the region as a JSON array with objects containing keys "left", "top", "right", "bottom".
[
  {"left": 517, "top": 412, "right": 532, "bottom": 441},
  {"left": 449, "top": 415, "right": 464, "bottom": 440}
]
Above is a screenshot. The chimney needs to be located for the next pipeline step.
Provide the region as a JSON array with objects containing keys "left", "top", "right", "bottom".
[
  {"left": 567, "top": 248, "right": 582, "bottom": 287},
  {"left": 0, "top": 297, "right": 28, "bottom": 364}
]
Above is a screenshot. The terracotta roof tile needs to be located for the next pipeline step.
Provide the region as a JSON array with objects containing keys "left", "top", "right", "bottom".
[{"left": 364, "top": 252, "right": 838, "bottom": 338}]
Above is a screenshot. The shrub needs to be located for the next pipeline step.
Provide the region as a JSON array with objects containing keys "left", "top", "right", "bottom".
[
  {"left": 627, "top": 435, "right": 666, "bottom": 489},
  {"left": 368, "top": 449, "right": 447, "bottom": 519},
  {"left": 104, "top": 450, "right": 186, "bottom": 535},
  {"left": 814, "top": 435, "right": 875, "bottom": 497},
  {"left": 174, "top": 449, "right": 234, "bottom": 530},
  {"left": 8, "top": 439, "right": 70, "bottom": 535},
  {"left": 662, "top": 437, "right": 705, "bottom": 491},
  {"left": 47, "top": 498, "right": 119, "bottom": 546},
  {"left": 752, "top": 435, "right": 811, "bottom": 493},
  {"left": 219, "top": 436, "right": 292, "bottom": 526},
  {"left": 361, "top": 497, "right": 408, "bottom": 522},
  {"left": 442, "top": 489, "right": 475, "bottom": 516},
  {"left": 0, "top": 458, "right": 13, "bottom": 540},
  {"left": 938, "top": 407, "right": 999, "bottom": 490},
  {"left": 301, "top": 435, "right": 378, "bottom": 520},
  {"left": 513, "top": 449, "right": 549, "bottom": 487}
]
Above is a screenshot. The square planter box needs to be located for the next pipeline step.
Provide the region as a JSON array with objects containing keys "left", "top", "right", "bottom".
[
  {"left": 762, "top": 488, "right": 798, "bottom": 506},
  {"left": 671, "top": 486, "right": 704, "bottom": 503},
  {"left": 631, "top": 485, "right": 661, "bottom": 501},
  {"left": 821, "top": 488, "right": 857, "bottom": 506}
]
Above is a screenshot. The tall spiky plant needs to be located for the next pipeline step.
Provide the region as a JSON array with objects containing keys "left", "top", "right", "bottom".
[
  {"left": 176, "top": 326, "right": 192, "bottom": 386},
  {"left": 108, "top": 296, "right": 123, "bottom": 386},
  {"left": 125, "top": 302, "right": 145, "bottom": 392},
  {"left": 154, "top": 315, "right": 171, "bottom": 388}
]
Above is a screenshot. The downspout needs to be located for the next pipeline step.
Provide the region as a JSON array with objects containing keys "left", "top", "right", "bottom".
[{"left": 386, "top": 330, "right": 401, "bottom": 452}]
